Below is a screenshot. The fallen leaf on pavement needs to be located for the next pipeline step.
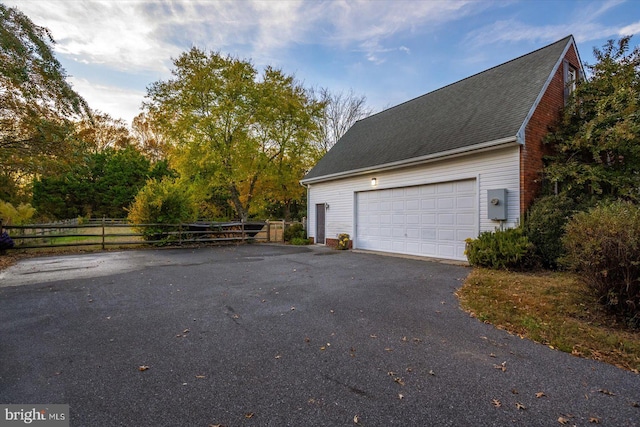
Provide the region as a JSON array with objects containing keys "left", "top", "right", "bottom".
[
  {"left": 491, "top": 399, "right": 501, "bottom": 408},
  {"left": 515, "top": 402, "right": 526, "bottom": 410},
  {"left": 428, "top": 370, "right": 435, "bottom": 376},
  {"left": 589, "top": 417, "right": 600, "bottom": 423},
  {"left": 494, "top": 361, "right": 507, "bottom": 372},
  {"left": 138, "top": 365, "right": 149, "bottom": 371},
  {"left": 536, "top": 392, "right": 546, "bottom": 398},
  {"left": 245, "top": 413, "right": 254, "bottom": 419},
  {"left": 558, "top": 417, "right": 569, "bottom": 425},
  {"left": 353, "top": 414, "right": 359, "bottom": 424},
  {"left": 195, "top": 375, "right": 205, "bottom": 379},
  {"left": 598, "top": 389, "right": 615, "bottom": 396}
]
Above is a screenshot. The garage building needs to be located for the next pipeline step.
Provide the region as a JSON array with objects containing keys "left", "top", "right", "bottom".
[{"left": 301, "top": 36, "right": 583, "bottom": 261}]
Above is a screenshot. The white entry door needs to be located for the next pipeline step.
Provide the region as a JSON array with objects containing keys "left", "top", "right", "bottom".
[{"left": 355, "top": 180, "right": 477, "bottom": 261}]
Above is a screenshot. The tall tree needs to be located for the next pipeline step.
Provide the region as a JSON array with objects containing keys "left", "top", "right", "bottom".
[
  {"left": 132, "top": 111, "right": 171, "bottom": 162},
  {"left": 313, "top": 87, "right": 372, "bottom": 153},
  {"left": 144, "top": 48, "right": 322, "bottom": 220},
  {"left": 74, "top": 112, "right": 134, "bottom": 154},
  {"left": 544, "top": 36, "right": 640, "bottom": 203},
  {"left": 0, "top": 4, "right": 90, "bottom": 201}
]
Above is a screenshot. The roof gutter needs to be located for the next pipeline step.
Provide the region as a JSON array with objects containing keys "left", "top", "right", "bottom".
[{"left": 300, "top": 135, "right": 518, "bottom": 185}]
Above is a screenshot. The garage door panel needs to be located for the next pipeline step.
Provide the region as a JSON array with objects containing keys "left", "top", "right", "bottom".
[
  {"left": 422, "top": 214, "right": 436, "bottom": 224},
  {"left": 438, "top": 213, "right": 455, "bottom": 225},
  {"left": 422, "top": 228, "right": 436, "bottom": 239},
  {"left": 456, "top": 196, "right": 475, "bottom": 209},
  {"left": 392, "top": 241, "right": 404, "bottom": 252},
  {"left": 457, "top": 229, "right": 474, "bottom": 240},
  {"left": 421, "top": 243, "right": 437, "bottom": 255},
  {"left": 456, "top": 180, "right": 475, "bottom": 192},
  {"left": 407, "top": 214, "right": 420, "bottom": 224},
  {"left": 406, "top": 199, "right": 420, "bottom": 210},
  {"left": 438, "top": 198, "right": 455, "bottom": 209},
  {"left": 406, "top": 187, "right": 420, "bottom": 196},
  {"left": 421, "top": 199, "right": 436, "bottom": 210},
  {"left": 356, "top": 179, "right": 477, "bottom": 261},
  {"left": 438, "top": 182, "right": 454, "bottom": 193},
  {"left": 438, "top": 229, "right": 455, "bottom": 241},
  {"left": 406, "top": 242, "right": 420, "bottom": 253},
  {"left": 438, "top": 245, "right": 455, "bottom": 257}
]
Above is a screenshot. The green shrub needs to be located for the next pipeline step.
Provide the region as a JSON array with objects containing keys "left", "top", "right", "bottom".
[
  {"left": 284, "top": 223, "right": 305, "bottom": 242},
  {"left": 523, "top": 194, "right": 578, "bottom": 269},
  {"left": 290, "top": 237, "right": 310, "bottom": 245},
  {"left": 0, "top": 201, "right": 36, "bottom": 225},
  {"left": 127, "top": 178, "right": 198, "bottom": 242},
  {"left": 465, "top": 227, "right": 535, "bottom": 270},
  {"left": 561, "top": 201, "right": 640, "bottom": 323}
]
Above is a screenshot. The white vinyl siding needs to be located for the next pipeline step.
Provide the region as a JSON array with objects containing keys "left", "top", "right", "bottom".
[{"left": 306, "top": 145, "right": 520, "bottom": 260}]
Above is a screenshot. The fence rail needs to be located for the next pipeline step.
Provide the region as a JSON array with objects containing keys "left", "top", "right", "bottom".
[{"left": 0, "top": 219, "right": 301, "bottom": 251}]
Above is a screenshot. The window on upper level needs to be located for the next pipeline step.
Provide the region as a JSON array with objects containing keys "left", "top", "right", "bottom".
[
  {"left": 563, "top": 60, "right": 578, "bottom": 105},
  {"left": 567, "top": 66, "right": 577, "bottom": 95}
]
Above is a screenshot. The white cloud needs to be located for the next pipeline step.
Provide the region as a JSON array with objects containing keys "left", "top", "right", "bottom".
[
  {"left": 465, "top": 0, "right": 639, "bottom": 47},
  {"left": 69, "top": 77, "right": 145, "bottom": 125},
  {"left": 11, "top": 0, "right": 484, "bottom": 72},
  {"left": 11, "top": 0, "right": 178, "bottom": 73},
  {"left": 618, "top": 21, "right": 640, "bottom": 36}
]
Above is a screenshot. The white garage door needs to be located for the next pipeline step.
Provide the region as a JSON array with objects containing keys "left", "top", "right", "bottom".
[{"left": 356, "top": 180, "right": 477, "bottom": 261}]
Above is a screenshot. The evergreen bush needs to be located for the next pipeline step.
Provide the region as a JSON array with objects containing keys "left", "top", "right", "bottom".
[
  {"left": 523, "top": 194, "right": 578, "bottom": 269},
  {"left": 465, "top": 227, "right": 534, "bottom": 270},
  {"left": 284, "top": 223, "right": 305, "bottom": 242}
]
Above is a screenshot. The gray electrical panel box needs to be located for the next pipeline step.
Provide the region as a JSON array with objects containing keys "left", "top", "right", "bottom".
[{"left": 487, "top": 189, "right": 508, "bottom": 220}]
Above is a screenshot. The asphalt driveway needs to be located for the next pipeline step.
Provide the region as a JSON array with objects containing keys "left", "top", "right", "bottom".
[{"left": 0, "top": 244, "right": 638, "bottom": 426}]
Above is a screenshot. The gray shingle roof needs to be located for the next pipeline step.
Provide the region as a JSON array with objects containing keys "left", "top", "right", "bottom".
[{"left": 303, "top": 36, "right": 574, "bottom": 182}]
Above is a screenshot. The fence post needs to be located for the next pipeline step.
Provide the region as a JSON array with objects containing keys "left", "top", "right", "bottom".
[
  {"left": 179, "top": 223, "right": 182, "bottom": 245},
  {"left": 266, "top": 220, "right": 270, "bottom": 242},
  {"left": 282, "top": 220, "right": 285, "bottom": 243},
  {"left": 241, "top": 219, "right": 246, "bottom": 241},
  {"left": 101, "top": 216, "right": 105, "bottom": 250}
]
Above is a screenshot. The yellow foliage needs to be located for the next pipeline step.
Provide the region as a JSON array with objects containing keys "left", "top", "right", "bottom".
[{"left": 0, "top": 201, "right": 36, "bottom": 225}]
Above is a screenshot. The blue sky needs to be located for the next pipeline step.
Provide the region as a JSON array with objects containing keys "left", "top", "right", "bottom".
[{"left": 8, "top": 0, "right": 640, "bottom": 125}]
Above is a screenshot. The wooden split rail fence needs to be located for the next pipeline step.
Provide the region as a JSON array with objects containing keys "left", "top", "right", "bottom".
[{"left": 0, "top": 219, "right": 300, "bottom": 251}]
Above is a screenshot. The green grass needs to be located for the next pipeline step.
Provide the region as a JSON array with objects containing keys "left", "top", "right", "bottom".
[{"left": 457, "top": 268, "right": 640, "bottom": 372}]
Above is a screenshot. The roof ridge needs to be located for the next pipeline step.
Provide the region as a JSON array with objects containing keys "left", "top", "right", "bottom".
[{"left": 358, "top": 35, "right": 574, "bottom": 122}]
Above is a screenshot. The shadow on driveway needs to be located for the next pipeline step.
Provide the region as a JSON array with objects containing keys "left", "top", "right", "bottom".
[{"left": 1, "top": 244, "right": 638, "bottom": 426}]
